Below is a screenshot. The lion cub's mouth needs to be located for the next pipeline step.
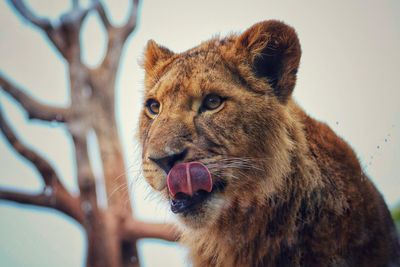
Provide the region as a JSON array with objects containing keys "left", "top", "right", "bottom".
[
  {"left": 170, "top": 191, "right": 210, "bottom": 214},
  {"left": 167, "top": 162, "right": 224, "bottom": 214}
]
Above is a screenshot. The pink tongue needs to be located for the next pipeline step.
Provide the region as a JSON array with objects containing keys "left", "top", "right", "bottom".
[{"left": 167, "top": 162, "right": 212, "bottom": 197}]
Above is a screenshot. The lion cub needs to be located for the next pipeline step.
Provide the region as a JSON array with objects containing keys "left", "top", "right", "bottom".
[{"left": 139, "top": 20, "right": 400, "bottom": 266}]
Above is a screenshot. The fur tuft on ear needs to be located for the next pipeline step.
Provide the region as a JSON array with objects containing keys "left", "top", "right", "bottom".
[
  {"left": 237, "top": 20, "right": 301, "bottom": 102},
  {"left": 142, "top": 40, "right": 174, "bottom": 73},
  {"left": 142, "top": 40, "right": 175, "bottom": 88}
]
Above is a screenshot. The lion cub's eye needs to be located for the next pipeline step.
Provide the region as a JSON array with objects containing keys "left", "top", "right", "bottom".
[
  {"left": 202, "top": 94, "right": 223, "bottom": 111},
  {"left": 145, "top": 99, "right": 160, "bottom": 116}
]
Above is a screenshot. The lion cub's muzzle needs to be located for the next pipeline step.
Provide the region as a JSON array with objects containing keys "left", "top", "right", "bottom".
[{"left": 149, "top": 151, "right": 215, "bottom": 214}]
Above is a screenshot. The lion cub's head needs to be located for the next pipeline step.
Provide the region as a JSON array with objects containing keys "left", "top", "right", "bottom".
[{"left": 139, "top": 20, "right": 301, "bottom": 228}]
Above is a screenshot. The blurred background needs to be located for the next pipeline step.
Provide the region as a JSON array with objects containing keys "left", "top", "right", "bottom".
[{"left": 0, "top": 0, "right": 399, "bottom": 266}]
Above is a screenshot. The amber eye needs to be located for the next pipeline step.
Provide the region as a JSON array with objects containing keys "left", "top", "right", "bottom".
[
  {"left": 146, "top": 99, "right": 160, "bottom": 116},
  {"left": 202, "top": 94, "right": 223, "bottom": 111}
]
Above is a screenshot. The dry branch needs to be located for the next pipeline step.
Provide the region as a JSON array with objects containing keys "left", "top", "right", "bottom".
[
  {"left": 95, "top": 0, "right": 140, "bottom": 70},
  {"left": 0, "top": 190, "right": 55, "bottom": 208},
  {"left": 0, "top": 189, "right": 84, "bottom": 223},
  {"left": 0, "top": 105, "right": 63, "bottom": 186},
  {"left": 0, "top": 74, "right": 69, "bottom": 122},
  {"left": 122, "top": 219, "right": 181, "bottom": 242},
  {"left": 9, "top": 0, "right": 96, "bottom": 62},
  {"left": 93, "top": 0, "right": 112, "bottom": 30},
  {"left": 92, "top": 0, "right": 139, "bottom": 34},
  {"left": 122, "top": 0, "right": 140, "bottom": 36},
  {"left": 0, "top": 106, "right": 83, "bottom": 223},
  {"left": 9, "top": 0, "right": 66, "bottom": 58},
  {"left": 10, "top": 0, "right": 52, "bottom": 30}
]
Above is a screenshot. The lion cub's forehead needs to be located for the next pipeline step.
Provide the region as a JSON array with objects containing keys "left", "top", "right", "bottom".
[{"left": 148, "top": 49, "right": 234, "bottom": 101}]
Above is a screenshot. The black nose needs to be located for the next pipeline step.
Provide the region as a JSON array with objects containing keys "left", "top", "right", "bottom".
[{"left": 149, "top": 149, "right": 188, "bottom": 174}]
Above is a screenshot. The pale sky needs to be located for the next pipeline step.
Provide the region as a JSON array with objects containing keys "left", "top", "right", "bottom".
[{"left": 0, "top": 1, "right": 399, "bottom": 266}]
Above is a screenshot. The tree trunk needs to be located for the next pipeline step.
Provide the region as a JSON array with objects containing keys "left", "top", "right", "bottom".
[{"left": 0, "top": 1, "right": 181, "bottom": 267}]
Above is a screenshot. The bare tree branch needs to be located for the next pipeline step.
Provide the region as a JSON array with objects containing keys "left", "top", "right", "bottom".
[
  {"left": 56, "top": 3, "right": 96, "bottom": 63},
  {"left": 0, "top": 189, "right": 52, "bottom": 207},
  {"left": 96, "top": 0, "right": 139, "bottom": 71},
  {"left": 93, "top": 0, "right": 112, "bottom": 30},
  {"left": 92, "top": 0, "right": 139, "bottom": 34},
  {"left": 9, "top": 0, "right": 67, "bottom": 58},
  {"left": 122, "top": 0, "right": 139, "bottom": 37},
  {"left": 9, "top": 0, "right": 53, "bottom": 30},
  {"left": 9, "top": 0, "right": 96, "bottom": 63},
  {"left": 0, "top": 189, "right": 84, "bottom": 223},
  {"left": 65, "top": 1, "right": 96, "bottom": 25},
  {"left": 122, "top": 219, "right": 181, "bottom": 242},
  {"left": 0, "top": 105, "right": 64, "bottom": 186},
  {"left": 0, "top": 107, "right": 84, "bottom": 223},
  {"left": 0, "top": 74, "right": 69, "bottom": 122}
]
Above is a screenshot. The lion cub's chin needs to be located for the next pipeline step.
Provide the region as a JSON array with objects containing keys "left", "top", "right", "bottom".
[{"left": 177, "top": 193, "right": 228, "bottom": 229}]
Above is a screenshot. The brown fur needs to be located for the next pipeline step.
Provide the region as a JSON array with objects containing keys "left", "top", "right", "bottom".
[{"left": 138, "top": 20, "right": 400, "bottom": 266}]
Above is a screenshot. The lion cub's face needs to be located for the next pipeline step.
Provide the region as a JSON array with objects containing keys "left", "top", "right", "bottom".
[{"left": 139, "top": 20, "right": 301, "bottom": 228}]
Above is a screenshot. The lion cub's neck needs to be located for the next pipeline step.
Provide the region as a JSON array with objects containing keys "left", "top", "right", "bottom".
[{"left": 182, "top": 103, "right": 323, "bottom": 267}]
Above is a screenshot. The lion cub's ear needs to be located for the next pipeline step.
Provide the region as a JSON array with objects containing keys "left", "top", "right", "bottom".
[
  {"left": 236, "top": 20, "right": 301, "bottom": 102},
  {"left": 142, "top": 40, "right": 175, "bottom": 87}
]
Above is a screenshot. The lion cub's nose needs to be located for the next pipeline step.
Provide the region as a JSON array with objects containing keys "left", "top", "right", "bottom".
[{"left": 149, "top": 149, "right": 188, "bottom": 174}]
